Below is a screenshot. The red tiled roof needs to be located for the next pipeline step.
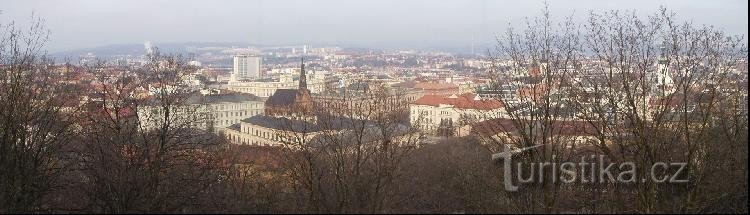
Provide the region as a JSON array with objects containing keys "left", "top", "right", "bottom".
[
  {"left": 413, "top": 93, "right": 503, "bottom": 110},
  {"left": 517, "top": 85, "right": 549, "bottom": 99},
  {"left": 553, "top": 121, "right": 600, "bottom": 136},
  {"left": 472, "top": 118, "right": 519, "bottom": 136},
  {"left": 529, "top": 66, "right": 541, "bottom": 77}
]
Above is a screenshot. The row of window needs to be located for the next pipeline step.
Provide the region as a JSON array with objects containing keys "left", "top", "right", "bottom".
[
  {"left": 216, "top": 110, "right": 260, "bottom": 118},
  {"left": 227, "top": 133, "right": 275, "bottom": 147},
  {"left": 412, "top": 109, "right": 452, "bottom": 117},
  {"left": 240, "top": 126, "right": 282, "bottom": 142},
  {"left": 216, "top": 103, "right": 261, "bottom": 111}
]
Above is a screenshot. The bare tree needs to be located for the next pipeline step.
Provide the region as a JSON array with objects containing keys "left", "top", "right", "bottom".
[
  {"left": 484, "top": 2, "right": 747, "bottom": 213},
  {"left": 569, "top": 7, "right": 747, "bottom": 213},
  {"left": 275, "top": 83, "right": 423, "bottom": 213},
  {"left": 482, "top": 2, "right": 588, "bottom": 212},
  {"left": 0, "top": 17, "right": 81, "bottom": 213},
  {"left": 74, "top": 51, "right": 227, "bottom": 213}
]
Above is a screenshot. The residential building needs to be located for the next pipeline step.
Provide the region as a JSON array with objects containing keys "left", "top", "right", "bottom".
[
  {"left": 233, "top": 55, "right": 261, "bottom": 79},
  {"left": 137, "top": 91, "right": 264, "bottom": 132},
  {"left": 227, "top": 70, "right": 326, "bottom": 98},
  {"left": 410, "top": 93, "right": 506, "bottom": 135}
]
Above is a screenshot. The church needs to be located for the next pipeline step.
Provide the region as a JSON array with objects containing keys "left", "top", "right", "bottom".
[
  {"left": 263, "top": 58, "right": 314, "bottom": 116},
  {"left": 223, "top": 58, "right": 322, "bottom": 147}
]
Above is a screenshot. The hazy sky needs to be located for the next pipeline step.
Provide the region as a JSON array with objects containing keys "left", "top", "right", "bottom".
[{"left": 1, "top": 0, "right": 747, "bottom": 52}]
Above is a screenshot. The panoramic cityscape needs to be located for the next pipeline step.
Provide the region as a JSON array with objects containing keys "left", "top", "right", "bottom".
[{"left": 0, "top": 0, "right": 747, "bottom": 214}]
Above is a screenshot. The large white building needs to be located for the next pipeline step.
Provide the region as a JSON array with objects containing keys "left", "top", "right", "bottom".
[
  {"left": 233, "top": 55, "right": 262, "bottom": 79},
  {"left": 224, "top": 115, "right": 324, "bottom": 147},
  {"left": 202, "top": 92, "right": 265, "bottom": 130},
  {"left": 410, "top": 93, "right": 506, "bottom": 136},
  {"left": 227, "top": 70, "right": 327, "bottom": 98},
  {"left": 137, "top": 91, "right": 265, "bottom": 132}
]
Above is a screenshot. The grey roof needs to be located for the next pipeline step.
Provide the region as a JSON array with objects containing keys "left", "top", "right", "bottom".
[
  {"left": 241, "top": 114, "right": 378, "bottom": 133},
  {"left": 227, "top": 123, "right": 241, "bottom": 130},
  {"left": 185, "top": 92, "right": 260, "bottom": 105},
  {"left": 242, "top": 115, "right": 324, "bottom": 132},
  {"left": 198, "top": 92, "right": 259, "bottom": 103},
  {"left": 141, "top": 91, "right": 259, "bottom": 106}
]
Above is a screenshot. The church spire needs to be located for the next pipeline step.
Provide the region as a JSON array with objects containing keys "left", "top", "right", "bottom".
[
  {"left": 299, "top": 57, "right": 307, "bottom": 91},
  {"left": 658, "top": 41, "right": 670, "bottom": 65}
]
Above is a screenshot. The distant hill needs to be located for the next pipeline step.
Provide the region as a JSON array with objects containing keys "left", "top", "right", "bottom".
[
  {"left": 49, "top": 41, "right": 480, "bottom": 60},
  {"left": 51, "top": 42, "right": 257, "bottom": 58}
]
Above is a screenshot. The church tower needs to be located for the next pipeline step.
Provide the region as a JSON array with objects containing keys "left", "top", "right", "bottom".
[
  {"left": 652, "top": 42, "right": 675, "bottom": 96},
  {"left": 299, "top": 58, "right": 308, "bottom": 91}
]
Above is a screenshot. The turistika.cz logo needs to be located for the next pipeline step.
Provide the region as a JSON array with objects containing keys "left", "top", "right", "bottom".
[{"left": 492, "top": 144, "right": 689, "bottom": 191}]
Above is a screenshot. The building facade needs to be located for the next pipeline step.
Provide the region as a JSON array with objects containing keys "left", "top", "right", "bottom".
[
  {"left": 224, "top": 115, "right": 323, "bottom": 147},
  {"left": 410, "top": 93, "right": 506, "bottom": 135},
  {"left": 227, "top": 72, "right": 326, "bottom": 98},
  {"left": 313, "top": 88, "right": 422, "bottom": 120},
  {"left": 233, "top": 55, "right": 262, "bottom": 79},
  {"left": 137, "top": 91, "right": 264, "bottom": 132}
]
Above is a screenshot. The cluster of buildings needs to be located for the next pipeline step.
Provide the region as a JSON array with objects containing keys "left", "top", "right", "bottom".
[
  {"left": 61, "top": 43, "right": 747, "bottom": 151},
  {"left": 223, "top": 59, "right": 416, "bottom": 148}
]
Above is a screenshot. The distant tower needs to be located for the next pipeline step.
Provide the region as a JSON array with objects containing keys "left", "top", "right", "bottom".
[
  {"left": 652, "top": 42, "right": 674, "bottom": 96},
  {"left": 145, "top": 41, "right": 154, "bottom": 55},
  {"left": 657, "top": 42, "right": 670, "bottom": 76},
  {"left": 299, "top": 58, "right": 307, "bottom": 91},
  {"left": 303, "top": 45, "right": 308, "bottom": 54}
]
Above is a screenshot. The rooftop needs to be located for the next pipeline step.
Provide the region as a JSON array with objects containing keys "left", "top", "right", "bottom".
[
  {"left": 265, "top": 89, "right": 308, "bottom": 107},
  {"left": 242, "top": 115, "right": 324, "bottom": 132},
  {"left": 413, "top": 93, "right": 503, "bottom": 110}
]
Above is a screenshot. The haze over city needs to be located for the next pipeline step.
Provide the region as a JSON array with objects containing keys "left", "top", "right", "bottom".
[{"left": 1, "top": 0, "right": 747, "bottom": 53}]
